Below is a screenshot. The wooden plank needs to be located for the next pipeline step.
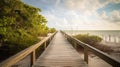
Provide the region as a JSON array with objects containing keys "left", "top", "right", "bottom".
[
  {"left": 84, "top": 48, "right": 88, "bottom": 64},
  {"left": 32, "top": 32, "right": 87, "bottom": 67},
  {"left": 31, "top": 50, "right": 36, "bottom": 65}
]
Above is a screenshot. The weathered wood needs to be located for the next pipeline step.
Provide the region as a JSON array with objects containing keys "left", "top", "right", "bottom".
[
  {"left": 74, "top": 42, "right": 77, "bottom": 49},
  {"left": 108, "top": 35, "right": 111, "bottom": 42},
  {"left": 32, "top": 32, "right": 87, "bottom": 67},
  {"left": 61, "top": 31, "right": 120, "bottom": 67},
  {"left": 0, "top": 32, "right": 57, "bottom": 67},
  {"left": 84, "top": 48, "right": 88, "bottom": 64},
  {"left": 44, "top": 42, "right": 46, "bottom": 49},
  {"left": 31, "top": 50, "right": 36, "bottom": 65}
]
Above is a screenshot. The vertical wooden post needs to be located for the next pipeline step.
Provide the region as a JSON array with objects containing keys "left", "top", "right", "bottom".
[
  {"left": 114, "top": 36, "right": 116, "bottom": 43},
  {"left": 84, "top": 48, "right": 88, "bottom": 63},
  {"left": 105, "top": 36, "right": 108, "bottom": 42},
  {"left": 49, "top": 37, "right": 51, "bottom": 44},
  {"left": 31, "top": 50, "right": 36, "bottom": 65},
  {"left": 44, "top": 42, "right": 46, "bottom": 49},
  {"left": 109, "top": 35, "right": 111, "bottom": 42},
  {"left": 74, "top": 42, "right": 77, "bottom": 49}
]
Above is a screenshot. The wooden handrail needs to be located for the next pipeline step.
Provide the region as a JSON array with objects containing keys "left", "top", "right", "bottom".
[
  {"left": 61, "top": 31, "right": 120, "bottom": 67},
  {"left": 0, "top": 32, "right": 57, "bottom": 67}
]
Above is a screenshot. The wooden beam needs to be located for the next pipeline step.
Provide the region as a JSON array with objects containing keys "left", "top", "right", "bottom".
[
  {"left": 31, "top": 50, "right": 36, "bottom": 65},
  {"left": 84, "top": 48, "right": 88, "bottom": 64}
]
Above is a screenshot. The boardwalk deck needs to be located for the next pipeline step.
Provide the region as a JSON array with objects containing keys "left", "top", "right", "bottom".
[{"left": 32, "top": 32, "right": 88, "bottom": 67}]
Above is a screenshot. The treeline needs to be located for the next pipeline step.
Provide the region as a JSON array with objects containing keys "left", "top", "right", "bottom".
[{"left": 0, "top": 0, "right": 56, "bottom": 60}]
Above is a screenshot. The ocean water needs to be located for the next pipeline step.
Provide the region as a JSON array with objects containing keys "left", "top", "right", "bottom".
[{"left": 64, "top": 30, "right": 120, "bottom": 43}]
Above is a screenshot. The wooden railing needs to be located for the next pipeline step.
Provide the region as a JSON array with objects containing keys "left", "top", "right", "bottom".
[
  {"left": 61, "top": 31, "right": 120, "bottom": 67},
  {"left": 0, "top": 32, "right": 57, "bottom": 67}
]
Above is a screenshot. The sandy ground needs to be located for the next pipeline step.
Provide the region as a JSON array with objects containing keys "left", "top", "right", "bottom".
[{"left": 78, "top": 41, "right": 120, "bottom": 67}]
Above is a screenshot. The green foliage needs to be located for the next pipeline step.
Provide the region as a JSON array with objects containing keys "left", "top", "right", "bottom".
[
  {"left": 0, "top": 0, "right": 53, "bottom": 56},
  {"left": 49, "top": 28, "right": 56, "bottom": 33},
  {"left": 74, "top": 33, "right": 102, "bottom": 45},
  {"left": 6, "top": 33, "right": 39, "bottom": 54}
]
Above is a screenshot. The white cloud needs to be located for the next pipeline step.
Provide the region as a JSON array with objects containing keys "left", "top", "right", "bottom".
[
  {"left": 99, "top": 10, "right": 120, "bottom": 23},
  {"left": 109, "top": 0, "right": 120, "bottom": 3},
  {"left": 22, "top": 0, "right": 120, "bottom": 30},
  {"left": 55, "top": 0, "right": 61, "bottom": 6},
  {"left": 41, "top": 0, "right": 120, "bottom": 30},
  {"left": 42, "top": 9, "right": 120, "bottom": 30},
  {"left": 65, "top": 0, "right": 109, "bottom": 16}
]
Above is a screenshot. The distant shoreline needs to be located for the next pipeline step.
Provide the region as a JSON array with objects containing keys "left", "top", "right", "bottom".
[{"left": 64, "top": 30, "right": 120, "bottom": 31}]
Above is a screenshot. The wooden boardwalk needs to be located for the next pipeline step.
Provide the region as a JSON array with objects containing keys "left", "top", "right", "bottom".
[{"left": 32, "top": 32, "right": 87, "bottom": 67}]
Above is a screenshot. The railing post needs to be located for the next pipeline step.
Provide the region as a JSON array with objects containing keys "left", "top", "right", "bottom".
[
  {"left": 64, "top": 34, "right": 66, "bottom": 38},
  {"left": 48, "top": 37, "right": 51, "bottom": 44},
  {"left": 84, "top": 48, "right": 88, "bottom": 63},
  {"left": 114, "top": 36, "right": 116, "bottom": 43},
  {"left": 74, "top": 42, "right": 77, "bottom": 49},
  {"left": 44, "top": 42, "right": 46, "bottom": 49},
  {"left": 109, "top": 35, "right": 111, "bottom": 42},
  {"left": 31, "top": 50, "right": 36, "bottom": 66}
]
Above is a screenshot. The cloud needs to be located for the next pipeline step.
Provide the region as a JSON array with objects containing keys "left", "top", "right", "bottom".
[
  {"left": 22, "top": 0, "right": 120, "bottom": 30},
  {"left": 42, "top": 10, "right": 119, "bottom": 30},
  {"left": 99, "top": 10, "right": 120, "bottom": 23},
  {"left": 110, "top": 0, "right": 120, "bottom": 3},
  {"left": 64, "top": 0, "right": 120, "bottom": 16},
  {"left": 42, "top": 11, "right": 70, "bottom": 29},
  {"left": 42, "top": 10, "right": 90, "bottom": 30},
  {"left": 64, "top": 0, "right": 109, "bottom": 16},
  {"left": 42, "top": 0, "right": 120, "bottom": 30}
]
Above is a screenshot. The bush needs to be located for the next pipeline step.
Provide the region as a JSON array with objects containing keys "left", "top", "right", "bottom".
[
  {"left": 4, "top": 29, "right": 39, "bottom": 53},
  {"left": 74, "top": 33, "right": 102, "bottom": 45},
  {"left": 49, "top": 28, "right": 56, "bottom": 33},
  {"left": 0, "top": 0, "right": 54, "bottom": 61}
]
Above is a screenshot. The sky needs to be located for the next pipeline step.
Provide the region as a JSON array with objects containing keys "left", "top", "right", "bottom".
[{"left": 22, "top": 0, "right": 120, "bottom": 30}]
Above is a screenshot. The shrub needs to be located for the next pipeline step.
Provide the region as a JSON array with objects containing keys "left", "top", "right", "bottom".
[
  {"left": 0, "top": 0, "right": 54, "bottom": 61},
  {"left": 4, "top": 29, "right": 40, "bottom": 53},
  {"left": 74, "top": 33, "right": 102, "bottom": 45},
  {"left": 49, "top": 28, "right": 56, "bottom": 33}
]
